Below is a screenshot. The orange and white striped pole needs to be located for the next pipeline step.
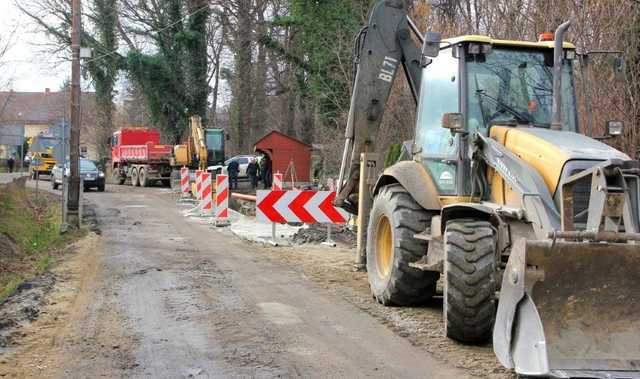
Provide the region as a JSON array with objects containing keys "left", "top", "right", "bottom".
[
  {"left": 214, "top": 174, "right": 230, "bottom": 226},
  {"left": 269, "top": 171, "right": 284, "bottom": 244},
  {"left": 180, "top": 167, "right": 190, "bottom": 197},
  {"left": 272, "top": 172, "right": 283, "bottom": 191},
  {"left": 195, "top": 169, "right": 203, "bottom": 201},
  {"left": 200, "top": 172, "right": 213, "bottom": 216}
]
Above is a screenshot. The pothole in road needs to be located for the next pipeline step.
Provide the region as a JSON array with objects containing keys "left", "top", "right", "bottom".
[{"left": 131, "top": 267, "right": 163, "bottom": 275}]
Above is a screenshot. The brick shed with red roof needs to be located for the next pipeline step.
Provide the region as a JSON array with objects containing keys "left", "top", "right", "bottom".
[{"left": 254, "top": 131, "right": 312, "bottom": 183}]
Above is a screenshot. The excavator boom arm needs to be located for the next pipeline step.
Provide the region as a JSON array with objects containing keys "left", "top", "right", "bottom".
[
  {"left": 335, "top": 0, "right": 424, "bottom": 212},
  {"left": 189, "top": 116, "right": 208, "bottom": 171}
]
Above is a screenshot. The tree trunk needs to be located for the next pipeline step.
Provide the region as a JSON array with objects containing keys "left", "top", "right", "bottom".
[
  {"left": 231, "top": 0, "right": 254, "bottom": 152},
  {"left": 252, "top": 4, "right": 268, "bottom": 143},
  {"left": 186, "top": 0, "right": 210, "bottom": 123}
]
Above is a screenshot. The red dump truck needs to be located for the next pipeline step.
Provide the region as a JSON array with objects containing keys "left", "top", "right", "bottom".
[{"left": 110, "top": 128, "right": 173, "bottom": 187}]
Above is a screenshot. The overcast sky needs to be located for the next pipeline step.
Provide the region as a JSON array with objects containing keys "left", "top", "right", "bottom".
[{"left": 0, "top": 1, "right": 69, "bottom": 92}]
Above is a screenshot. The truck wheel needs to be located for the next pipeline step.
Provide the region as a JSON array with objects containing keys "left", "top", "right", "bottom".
[
  {"left": 131, "top": 167, "right": 139, "bottom": 187},
  {"left": 139, "top": 167, "right": 149, "bottom": 187},
  {"left": 366, "top": 184, "right": 439, "bottom": 306},
  {"left": 52, "top": 179, "right": 59, "bottom": 190},
  {"left": 443, "top": 219, "right": 497, "bottom": 343}
]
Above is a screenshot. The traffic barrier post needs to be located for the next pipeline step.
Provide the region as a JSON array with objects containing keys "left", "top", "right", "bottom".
[
  {"left": 273, "top": 172, "right": 283, "bottom": 191},
  {"left": 213, "top": 174, "right": 230, "bottom": 227},
  {"left": 177, "top": 167, "right": 194, "bottom": 203},
  {"left": 270, "top": 172, "right": 284, "bottom": 245},
  {"left": 185, "top": 169, "right": 205, "bottom": 215},
  {"left": 196, "top": 169, "right": 203, "bottom": 201},
  {"left": 200, "top": 172, "right": 213, "bottom": 217},
  {"left": 322, "top": 177, "right": 337, "bottom": 247}
]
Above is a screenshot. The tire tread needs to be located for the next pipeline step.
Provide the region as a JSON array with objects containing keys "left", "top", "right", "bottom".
[
  {"left": 444, "top": 219, "right": 496, "bottom": 343},
  {"left": 367, "top": 185, "right": 439, "bottom": 306}
]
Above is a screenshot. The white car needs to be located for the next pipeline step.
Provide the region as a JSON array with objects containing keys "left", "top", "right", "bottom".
[{"left": 224, "top": 155, "right": 260, "bottom": 178}]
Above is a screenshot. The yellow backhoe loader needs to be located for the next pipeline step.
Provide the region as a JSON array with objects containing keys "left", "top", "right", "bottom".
[{"left": 335, "top": 1, "right": 640, "bottom": 377}]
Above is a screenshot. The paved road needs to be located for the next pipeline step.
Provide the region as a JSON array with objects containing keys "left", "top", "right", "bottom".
[{"left": 13, "top": 182, "right": 469, "bottom": 378}]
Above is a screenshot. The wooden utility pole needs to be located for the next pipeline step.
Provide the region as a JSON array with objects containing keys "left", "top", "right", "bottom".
[{"left": 67, "top": 0, "right": 82, "bottom": 228}]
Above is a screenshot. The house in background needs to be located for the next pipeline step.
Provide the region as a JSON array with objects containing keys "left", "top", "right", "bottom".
[{"left": 0, "top": 88, "right": 97, "bottom": 161}]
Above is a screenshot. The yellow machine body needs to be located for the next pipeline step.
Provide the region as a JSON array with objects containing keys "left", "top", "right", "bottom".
[
  {"left": 30, "top": 150, "right": 56, "bottom": 175},
  {"left": 488, "top": 125, "right": 629, "bottom": 208}
]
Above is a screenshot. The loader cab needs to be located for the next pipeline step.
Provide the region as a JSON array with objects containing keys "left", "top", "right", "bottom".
[
  {"left": 414, "top": 37, "right": 578, "bottom": 196},
  {"left": 204, "top": 129, "right": 226, "bottom": 166}
]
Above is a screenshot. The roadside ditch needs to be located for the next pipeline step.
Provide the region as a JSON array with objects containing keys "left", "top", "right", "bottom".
[{"left": 0, "top": 177, "right": 92, "bottom": 352}]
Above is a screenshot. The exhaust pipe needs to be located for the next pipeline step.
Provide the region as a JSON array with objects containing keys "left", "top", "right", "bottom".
[{"left": 551, "top": 20, "right": 571, "bottom": 131}]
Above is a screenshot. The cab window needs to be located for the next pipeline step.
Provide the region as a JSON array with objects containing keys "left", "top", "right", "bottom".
[
  {"left": 466, "top": 47, "right": 577, "bottom": 133},
  {"left": 415, "top": 47, "right": 460, "bottom": 194}
]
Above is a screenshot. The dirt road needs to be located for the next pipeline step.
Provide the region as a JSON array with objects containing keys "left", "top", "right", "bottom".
[{"left": 0, "top": 182, "right": 489, "bottom": 378}]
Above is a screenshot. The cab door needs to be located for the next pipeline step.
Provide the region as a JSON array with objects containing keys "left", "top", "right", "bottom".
[{"left": 414, "top": 47, "right": 461, "bottom": 195}]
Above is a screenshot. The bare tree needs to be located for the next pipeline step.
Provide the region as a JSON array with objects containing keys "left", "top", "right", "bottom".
[
  {"left": 207, "top": 9, "right": 226, "bottom": 126},
  {"left": 0, "top": 26, "right": 16, "bottom": 89}
]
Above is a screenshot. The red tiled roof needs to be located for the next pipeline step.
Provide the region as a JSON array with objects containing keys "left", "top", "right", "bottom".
[
  {"left": 0, "top": 90, "right": 96, "bottom": 125},
  {"left": 254, "top": 130, "right": 312, "bottom": 148}
]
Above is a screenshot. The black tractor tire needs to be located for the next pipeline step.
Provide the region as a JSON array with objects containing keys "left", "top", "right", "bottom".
[
  {"left": 131, "top": 167, "right": 139, "bottom": 187},
  {"left": 366, "top": 184, "right": 439, "bottom": 306},
  {"left": 443, "top": 219, "right": 497, "bottom": 343},
  {"left": 139, "top": 167, "right": 149, "bottom": 187},
  {"left": 97, "top": 183, "right": 105, "bottom": 192}
]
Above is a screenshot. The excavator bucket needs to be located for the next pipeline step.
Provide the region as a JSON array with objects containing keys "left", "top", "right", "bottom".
[{"left": 494, "top": 238, "right": 640, "bottom": 378}]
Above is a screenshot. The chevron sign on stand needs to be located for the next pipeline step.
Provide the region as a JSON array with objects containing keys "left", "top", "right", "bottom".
[{"left": 256, "top": 191, "right": 350, "bottom": 224}]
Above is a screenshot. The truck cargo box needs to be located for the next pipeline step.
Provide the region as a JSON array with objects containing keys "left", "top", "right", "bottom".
[{"left": 113, "top": 143, "right": 172, "bottom": 164}]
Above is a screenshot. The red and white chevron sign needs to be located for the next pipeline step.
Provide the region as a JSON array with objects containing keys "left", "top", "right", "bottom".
[{"left": 256, "top": 191, "right": 349, "bottom": 224}]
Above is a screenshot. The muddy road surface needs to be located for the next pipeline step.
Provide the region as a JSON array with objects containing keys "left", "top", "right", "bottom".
[{"left": 0, "top": 183, "right": 482, "bottom": 378}]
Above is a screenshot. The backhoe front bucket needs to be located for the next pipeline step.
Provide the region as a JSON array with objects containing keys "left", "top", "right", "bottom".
[{"left": 494, "top": 238, "right": 640, "bottom": 378}]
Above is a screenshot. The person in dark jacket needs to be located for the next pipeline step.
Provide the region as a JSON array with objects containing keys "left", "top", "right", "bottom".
[
  {"left": 227, "top": 159, "right": 240, "bottom": 190},
  {"left": 261, "top": 155, "right": 272, "bottom": 189},
  {"left": 7, "top": 153, "right": 15, "bottom": 173},
  {"left": 247, "top": 158, "right": 259, "bottom": 189}
]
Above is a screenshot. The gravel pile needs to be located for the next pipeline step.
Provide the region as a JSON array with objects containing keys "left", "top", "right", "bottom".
[{"left": 292, "top": 224, "right": 357, "bottom": 247}]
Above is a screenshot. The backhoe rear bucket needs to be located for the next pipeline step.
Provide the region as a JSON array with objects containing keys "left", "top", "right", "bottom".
[{"left": 494, "top": 238, "right": 640, "bottom": 378}]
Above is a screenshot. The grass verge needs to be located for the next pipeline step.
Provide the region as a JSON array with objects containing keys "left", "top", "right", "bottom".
[{"left": 0, "top": 181, "right": 85, "bottom": 302}]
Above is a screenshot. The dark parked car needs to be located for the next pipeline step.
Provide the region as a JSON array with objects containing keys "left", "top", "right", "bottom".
[{"left": 51, "top": 158, "right": 105, "bottom": 192}]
